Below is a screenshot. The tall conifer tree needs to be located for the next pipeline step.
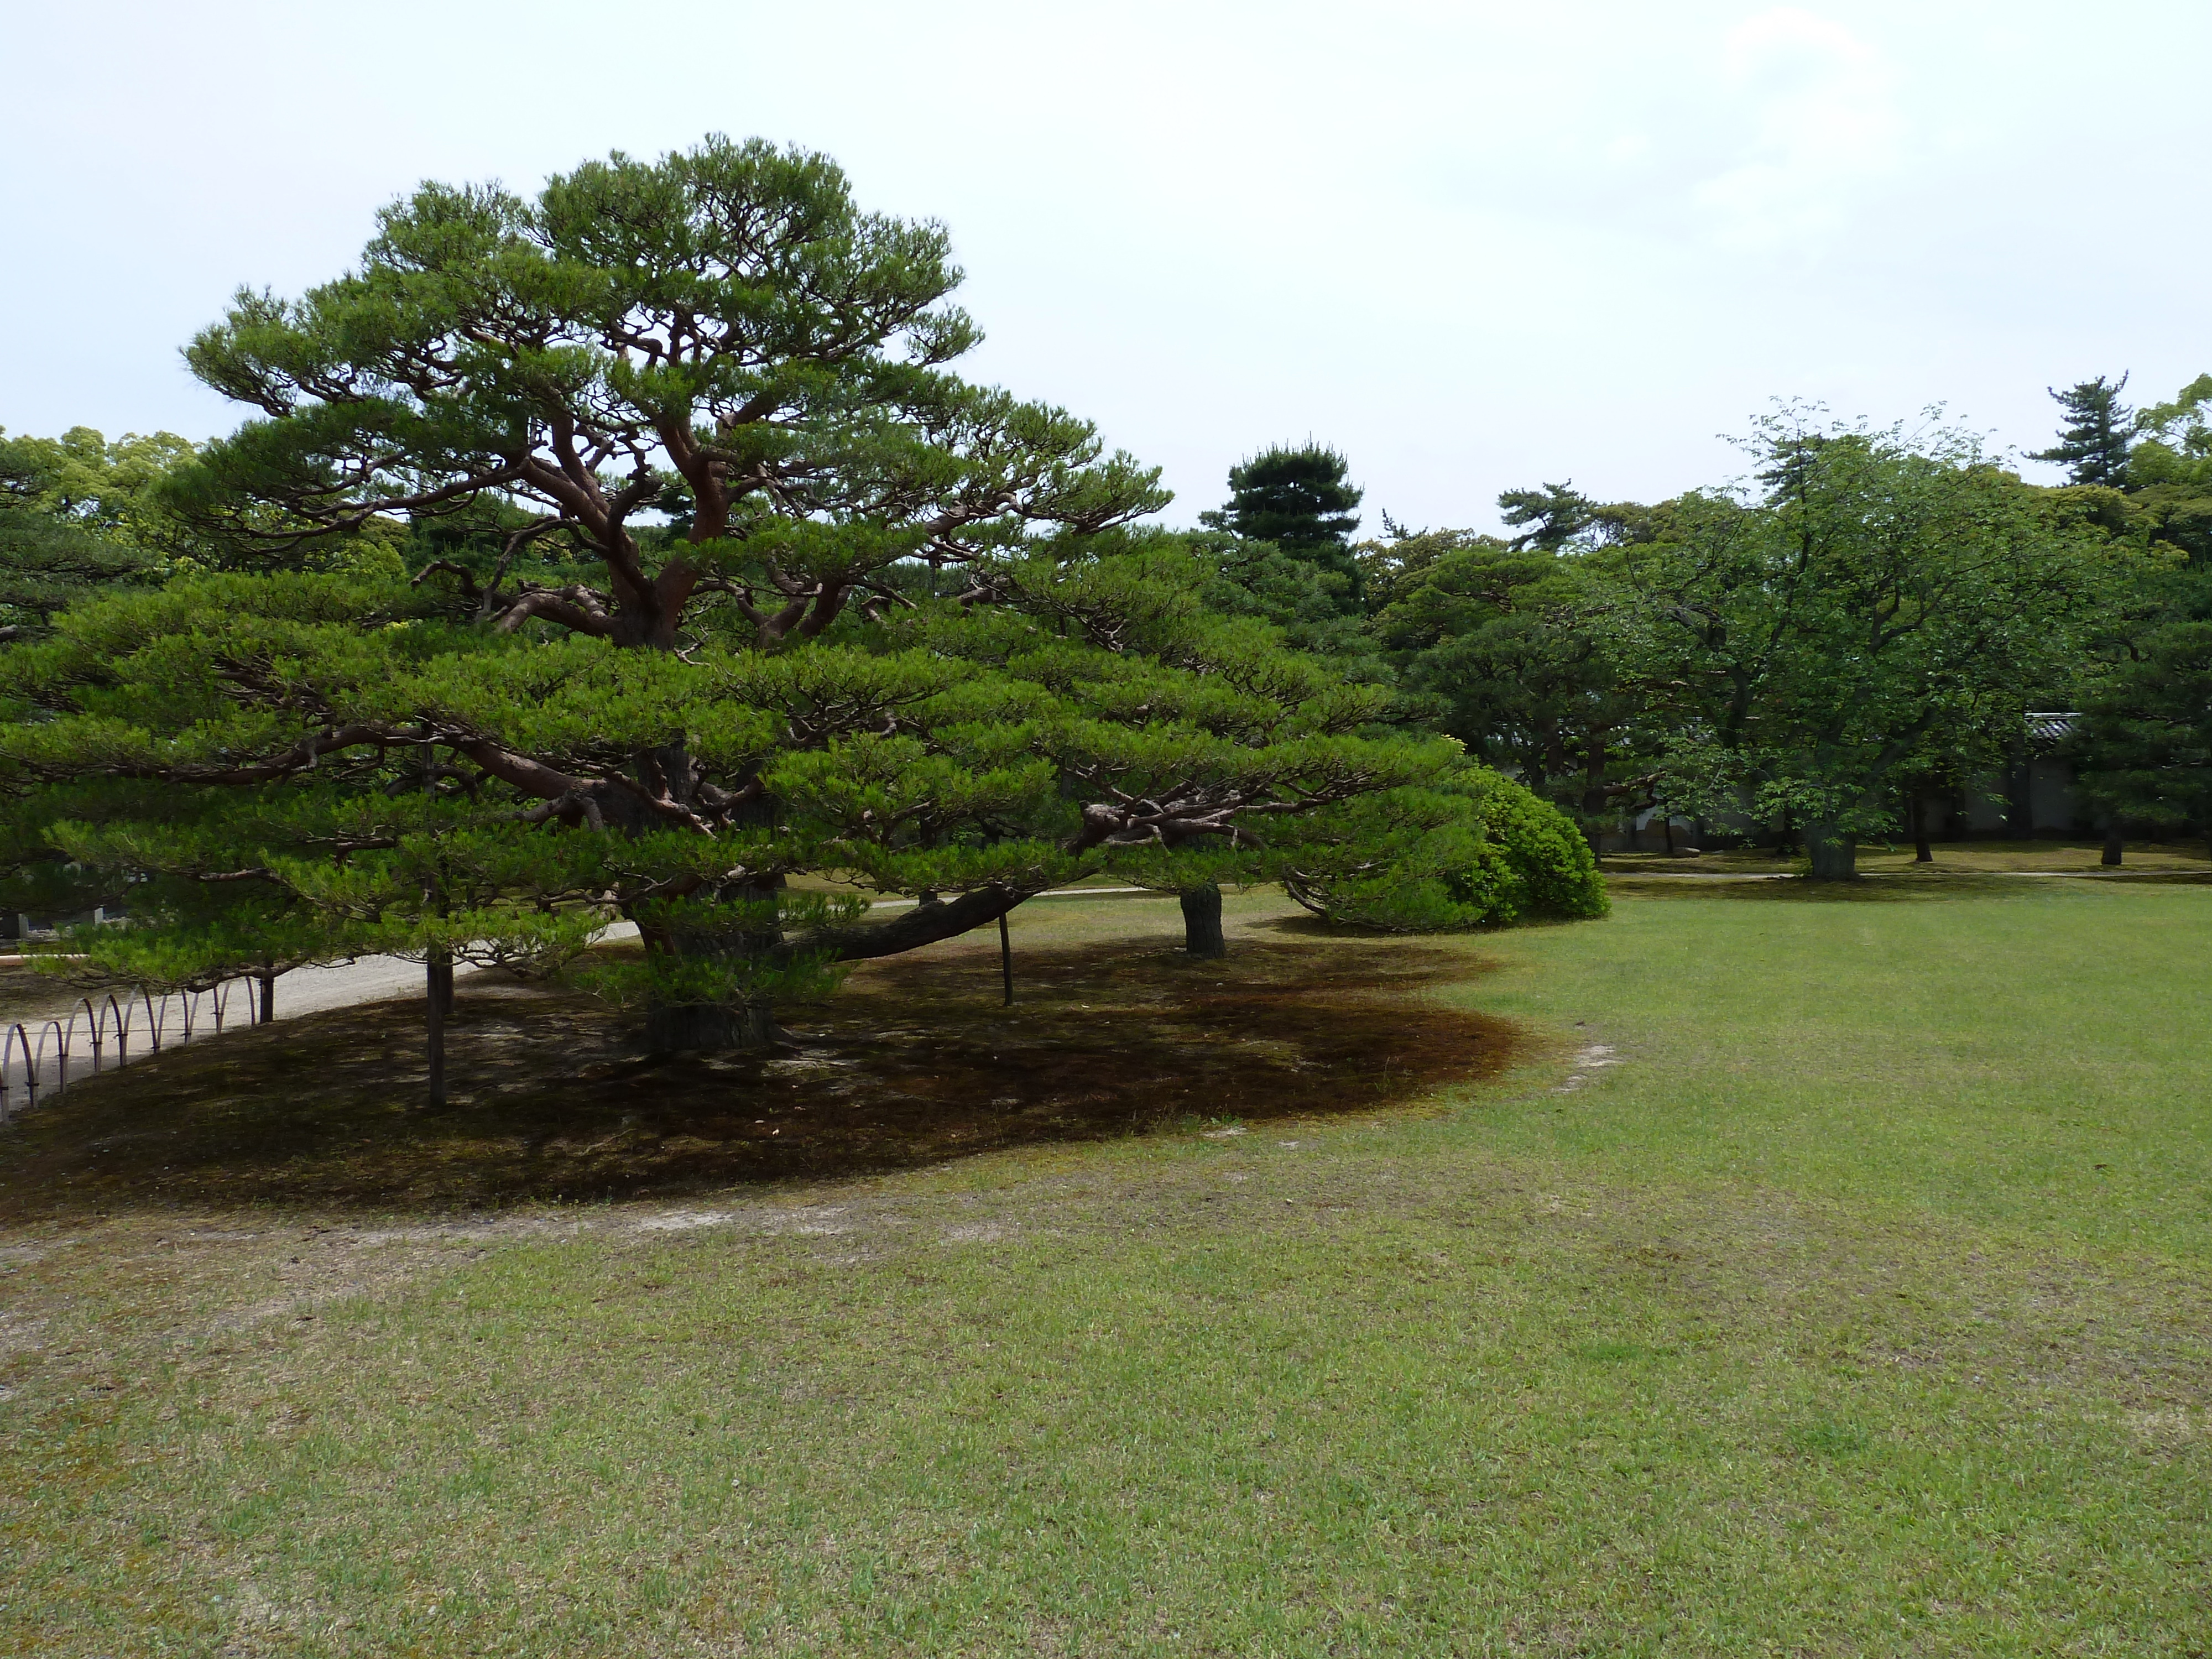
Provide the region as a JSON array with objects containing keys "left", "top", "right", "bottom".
[
  {"left": 2031, "top": 374, "right": 2136, "bottom": 488},
  {"left": 1201, "top": 444, "right": 1365, "bottom": 603}
]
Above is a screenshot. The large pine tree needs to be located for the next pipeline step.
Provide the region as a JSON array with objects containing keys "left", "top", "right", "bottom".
[{"left": 2, "top": 139, "right": 1589, "bottom": 1062}]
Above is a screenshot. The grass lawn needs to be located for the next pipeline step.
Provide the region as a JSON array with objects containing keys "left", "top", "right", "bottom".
[
  {"left": 2, "top": 881, "right": 2209, "bottom": 1655},
  {"left": 1604, "top": 834, "right": 2212, "bottom": 878}
]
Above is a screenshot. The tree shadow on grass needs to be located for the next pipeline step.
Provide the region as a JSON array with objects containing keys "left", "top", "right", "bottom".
[{"left": 0, "top": 938, "right": 1520, "bottom": 1218}]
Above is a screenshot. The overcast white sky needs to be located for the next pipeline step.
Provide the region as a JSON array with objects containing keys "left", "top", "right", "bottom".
[{"left": 4, "top": 2, "right": 2206, "bottom": 533}]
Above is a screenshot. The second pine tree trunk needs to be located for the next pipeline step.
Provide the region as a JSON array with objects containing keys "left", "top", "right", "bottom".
[{"left": 1180, "top": 884, "right": 1226, "bottom": 958}]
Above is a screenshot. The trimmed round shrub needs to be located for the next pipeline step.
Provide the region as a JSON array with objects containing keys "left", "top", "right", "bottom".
[{"left": 1278, "top": 769, "right": 1606, "bottom": 931}]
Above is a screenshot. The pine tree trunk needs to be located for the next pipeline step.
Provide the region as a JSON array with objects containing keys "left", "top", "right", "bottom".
[
  {"left": 258, "top": 966, "right": 276, "bottom": 1022},
  {"left": 639, "top": 879, "right": 789, "bottom": 1053},
  {"left": 1910, "top": 792, "right": 1932, "bottom": 863},
  {"left": 644, "top": 998, "right": 778, "bottom": 1051},
  {"left": 1804, "top": 820, "right": 1858, "bottom": 881},
  {"left": 1180, "top": 884, "right": 1227, "bottom": 958},
  {"left": 2102, "top": 830, "right": 2124, "bottom": 867},
  {"left": 633, "top": 747, "right": 788, "bottom": 1053},
  {"left": 1581, "top": 768, "right": 1609, "bottom": 865},
  {"left": 425, "top": 947, "right": 452, "bottom": 1108}
]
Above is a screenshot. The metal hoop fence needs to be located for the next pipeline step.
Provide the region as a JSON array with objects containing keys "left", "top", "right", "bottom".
[{"left": 0, "top": 976, "right": 256, "bottom": 1124}]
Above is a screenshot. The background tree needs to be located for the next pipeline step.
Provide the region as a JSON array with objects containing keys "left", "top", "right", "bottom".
[
  {"left": 2116, "top": 374, "right": 2212, "bottom": 561},
  {"left": 2065, "top": 374, "right": 2212, "bottom": 853},
  {"left": 2, "top": 426, "right": 198, "bottom": 544},
  {"left": 0, "top": 429, "right": 177, "bottom": 641},
  {"left": 1360, "top": 477, "right": 1667, "bottom": 853},
  {"left": 1498, "top": 481, "right": 1599, "bottom": 551},
  {"left": 1199, "top": 443, "right": 1365, "bottom": 606},
  {"left": 2030, "top": 374, "right": 2135, "bottom": 488},
  {"left": 2069, "top": 597, "right": 2212, "bottom": 854},
  {"left": 1623, "top": 413, "right": 2124, "bottom": 879},
  {"left": 1366, "top": 529, "right": 1657, "bottom": 849},
  {"left": 1196, "top": 528, "right": 1382, "bottom": 660}
]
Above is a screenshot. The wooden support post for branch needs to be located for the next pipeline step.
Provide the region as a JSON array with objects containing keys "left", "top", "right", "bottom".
[
  {"left": 426, "top": 947, "right": 452, "bottom": 1108},
  {"left": 999, "top": 912, "right": 1013, "bottom": 1007}
]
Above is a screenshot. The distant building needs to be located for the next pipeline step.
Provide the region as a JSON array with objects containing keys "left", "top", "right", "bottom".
[{"left": 1948, "top": 713, "right": 2082, "bottom": 839}]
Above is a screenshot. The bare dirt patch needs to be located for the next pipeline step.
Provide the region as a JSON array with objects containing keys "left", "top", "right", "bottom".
[
  {"left": 0, "top": 937, "right": 1520, "bottom": 1217},
  {"left": 1554, "top": 1042, "right": 1623, "bottom": 1093}
]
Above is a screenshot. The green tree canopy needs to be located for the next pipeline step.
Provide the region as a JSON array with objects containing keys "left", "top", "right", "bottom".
[
  {"left": 2120, "top": 374, "right": 2212, "bottom": 564},
  {"left": 2031, "top": 374, "right": 2135, "bottom": 489},
  {"left": 0, "top": 428, "right": 183, "bottom": 640},
  {"left": 2070, "top": 578, "right": 2212, "bottom": 848},
  {"left": 1366, "top": 530, "right": 1654, "bottom": 841},
  {"left": 63, "top": 134, "right": 1230, "bottom": 1047},
  {"left": 0, "top": 120, "right": 1513, "bottom": 1060},
  {"left": 1623, "top": 413, "right": 2128, "bottom": 877},
  {"left": 1496, "top": 482, "right": 1597, "bottom": 552},
  {"left": 171, "top": 134, "right": 1168, "bottom": 649},
  {"left": 2065, "top": 374, "right": 2212, "bottom": 845},
  {"left": 1, "top": 544, "right": 1472, "bottom": 1054},
  {"left": 1199, "top": 443, "right": 1365, "bottom": 605}
]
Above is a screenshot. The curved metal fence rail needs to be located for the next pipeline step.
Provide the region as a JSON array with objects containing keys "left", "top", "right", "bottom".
[{"left": 1, "top": 977, "right": 254, "bottom": 1124}]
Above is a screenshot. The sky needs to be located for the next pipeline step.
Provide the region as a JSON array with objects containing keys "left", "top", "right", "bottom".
[{"left": 4, "top": 1, "right": 2207, "bottom": 534}]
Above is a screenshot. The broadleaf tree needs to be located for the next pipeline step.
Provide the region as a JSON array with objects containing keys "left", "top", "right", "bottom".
[
  {"left": 0, "top": 428, "right": 180, "bottom": 642},
  {"left": 1620, "top": 411, "right": 2127, "bottom": 878},
  {"left": 1365, "top": 525, "right": 1661, "bottom": 850}
]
